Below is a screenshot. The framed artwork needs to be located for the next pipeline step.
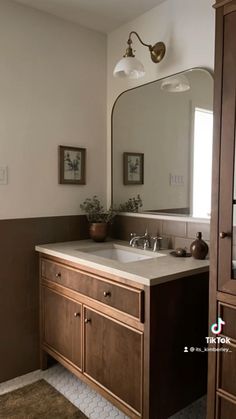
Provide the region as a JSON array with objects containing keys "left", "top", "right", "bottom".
[
  {"left": 59, "top": 146, "right": 86, "bottom": 185},
  {"left": 123, "top": 152, "right": 144, "bottom": 185}
]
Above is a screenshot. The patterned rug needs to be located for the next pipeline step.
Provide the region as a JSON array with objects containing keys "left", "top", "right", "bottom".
[{"left": 0, "top": 379, "right": 88, "bottom": 418}]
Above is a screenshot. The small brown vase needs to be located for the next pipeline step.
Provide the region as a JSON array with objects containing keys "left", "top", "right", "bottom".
[
  {"left": 89, "top": 223, "right": 108, "bottom": 242},
  {"left": 190, "top": 232, "right": 209, "bottom": 260}
]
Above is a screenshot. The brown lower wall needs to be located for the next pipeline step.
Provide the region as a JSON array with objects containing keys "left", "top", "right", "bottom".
[{"left": 0, "top": 215, "right": 89, "bottom": 383}]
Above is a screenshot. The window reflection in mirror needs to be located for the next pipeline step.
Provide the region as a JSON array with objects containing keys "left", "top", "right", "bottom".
[
  {"left": 112, "top": 68, "right": 213, "bottom": 219},
  {"left": 192, "top": 108, "right": 213, "bottom": 218}
]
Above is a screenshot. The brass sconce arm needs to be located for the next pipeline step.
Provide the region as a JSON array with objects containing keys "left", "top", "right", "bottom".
[{"left": 124, "top": 31, "right": 166, "bottom": 63}]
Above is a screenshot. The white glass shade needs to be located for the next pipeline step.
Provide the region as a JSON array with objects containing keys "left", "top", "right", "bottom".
[
  {"left": 161, "top": 74, "right": 190, "bottom": 93},
  {"left": 113, "top": 57, "right": 145, "bottom": 79}
]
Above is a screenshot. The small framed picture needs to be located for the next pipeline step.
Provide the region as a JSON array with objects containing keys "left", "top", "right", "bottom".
[
  {"left": 123, "top": 152, "right": 144, "bottom": 185},
  {"left": 59, "top": 146, "right": 86, "bottom": 184}
]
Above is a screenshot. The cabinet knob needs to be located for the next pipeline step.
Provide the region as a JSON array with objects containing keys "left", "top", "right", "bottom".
[
  {"left": 74, "top": 312, "right": 80, "bottom": 317},
  {"left": 219, "top": 232, "right": 230, "bottom": 239},
  {"left": 84, "top": 318, "right": 91, "bottom": 324},
  {"left": 103, "top": 291, "right": 111, "bottom": 297},
  {"left": 55, "top": 272, "right": 61, "bottom": 278}
]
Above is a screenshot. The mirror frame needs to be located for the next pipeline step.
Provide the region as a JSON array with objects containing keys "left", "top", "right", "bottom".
[{"left": 111, "top": 67, "right": 214, "bottom": 222}]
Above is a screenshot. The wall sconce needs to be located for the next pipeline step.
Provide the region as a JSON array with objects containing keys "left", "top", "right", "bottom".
[{"left": 113, "top": 31, "right": 166, "bottom": 80}]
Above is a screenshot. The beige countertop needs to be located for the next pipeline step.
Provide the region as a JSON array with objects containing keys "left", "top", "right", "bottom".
[{"left": 35, "top": 240, "right": 209, "bottom": 286}]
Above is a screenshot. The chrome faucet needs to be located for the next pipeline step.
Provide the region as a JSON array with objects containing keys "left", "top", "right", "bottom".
[
  {"left": 130, "top": 229, "right": 152, "bottom": 249},
  {"left": 130, "top": 230, "right": 164, "bottom": 251}
]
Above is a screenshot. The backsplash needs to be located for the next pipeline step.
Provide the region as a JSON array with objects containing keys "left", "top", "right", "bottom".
[{"left": 112, "top": 215, "right": 210, "bottom": 251}]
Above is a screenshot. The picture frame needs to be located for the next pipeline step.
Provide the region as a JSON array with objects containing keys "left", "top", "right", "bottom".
[
  {"left": 123, "top": 152, "right": 144, "bottom": 185},
  {"left": 59, "top": 146, "right": 86, "bottom": 185}
]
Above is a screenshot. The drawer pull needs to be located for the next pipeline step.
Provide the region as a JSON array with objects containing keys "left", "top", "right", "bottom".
[
  {"left": 74, "top": 312, "right": 80, "bottom": 317},
  {"left": 219, "top": 232, "right": 231, "bottom": 239},
  {"left": 55, "top": 272, "right": 61, "bottom": 278},
  {"left": 103, "top": 291, "right": 111, "bottom": 297},
  {"left": 84, "top": 318, "right": 91, "bottom": 324}
]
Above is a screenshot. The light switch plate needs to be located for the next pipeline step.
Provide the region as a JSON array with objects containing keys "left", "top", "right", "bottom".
[
  {"left": 169, "top": 173, "right": 184, "bottom": 186},
  {"left": 0, "top": 166, "right": 8, "bottom": 185}
]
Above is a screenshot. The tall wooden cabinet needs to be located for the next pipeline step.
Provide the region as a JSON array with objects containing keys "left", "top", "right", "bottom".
[{"left": 208, "top": 1, "right": 236, "bottom": 418}]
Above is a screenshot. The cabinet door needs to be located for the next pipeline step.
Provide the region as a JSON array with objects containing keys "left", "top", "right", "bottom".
[
  {"left": 217, "top": 396, "right": 236, "bottom": 419},
  {"left": 83, "top": 307, "right": 143, "bottom": 414},
  {"left": 218, "top": 10, "right": 236, "bottom": 295},
  {"left": 42, "top": 287, "right": 82, "bottom": 369}
]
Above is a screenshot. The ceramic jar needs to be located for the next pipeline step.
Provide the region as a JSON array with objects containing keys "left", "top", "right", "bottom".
[{"left": 190, "top": 232, "right": 209, "bottom": 260}]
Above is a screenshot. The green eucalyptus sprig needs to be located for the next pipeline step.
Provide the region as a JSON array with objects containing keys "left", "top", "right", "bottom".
[
  {"left": 80, "top": 194, "right": 143, "bottom": 223},
  {"left": 118, "top": 194, "right": 143, "bottom": 213},
  {"left": 80, "top": 196, "right": 117, "bottom": 223}
]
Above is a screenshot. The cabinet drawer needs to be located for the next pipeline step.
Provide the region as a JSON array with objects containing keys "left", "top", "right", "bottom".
[
  {"left": 218, "top": 342, "right": 236, "bottom": 398},
  {"left": 219, "top": 303, "right": 236, "bottom": 340},
  {"left": 41, "top": 258, "right": 143, "bottom": 320}
]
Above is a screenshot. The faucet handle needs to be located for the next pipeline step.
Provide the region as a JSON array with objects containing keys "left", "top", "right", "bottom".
[
  {"left": 151, "top": 236, "right": 163, "bottom": 252},
  {"left": 144, "top": 228, "right": 149, "bottom": 236},
  {"left": 129, "top": 232, "right": 137, "bottom": 246}
]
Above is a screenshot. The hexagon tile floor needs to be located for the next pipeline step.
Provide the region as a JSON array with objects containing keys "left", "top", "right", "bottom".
[{"left": 0, "top": 364, "right": 206, "bottom": 419}]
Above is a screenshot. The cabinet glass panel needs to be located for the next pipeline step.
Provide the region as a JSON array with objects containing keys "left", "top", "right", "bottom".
[
  {"left": 232, "top": 206, "right": 236, "bottom": 279},
  {"left": 232, "top": 145, "right": 236, "bottom": 278}
]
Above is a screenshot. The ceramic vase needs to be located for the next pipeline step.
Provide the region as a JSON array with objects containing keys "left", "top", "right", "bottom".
[
  {"left": 89, "top": 223, "right": 108, "bottom": 242},
  {"left": 190, "top": 232, "right": 208, "bottom": 260}
]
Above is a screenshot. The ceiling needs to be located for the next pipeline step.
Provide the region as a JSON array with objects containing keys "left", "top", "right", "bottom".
[{"left": 13, "top": 0, "right": 166, "bottom": 33}]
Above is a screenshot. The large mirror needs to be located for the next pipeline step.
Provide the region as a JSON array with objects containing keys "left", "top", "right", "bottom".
[{"left": 112, "top": 68, "right": 213, "bottom": 219}]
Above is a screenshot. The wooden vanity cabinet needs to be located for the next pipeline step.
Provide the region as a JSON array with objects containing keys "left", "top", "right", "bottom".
[
  {"left": 40, "top": 255, "right": 144, "bottom": 418},
  {"left": 207, "top": 1, "right": 236, "bottom": 418},
  {"left": 40, "top": 254, "right": 209, "bottom": 419}
]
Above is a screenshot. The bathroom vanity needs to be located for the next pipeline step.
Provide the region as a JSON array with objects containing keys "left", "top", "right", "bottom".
[{"left": 36, "top": 240, "right": 209, "bottom": 419}]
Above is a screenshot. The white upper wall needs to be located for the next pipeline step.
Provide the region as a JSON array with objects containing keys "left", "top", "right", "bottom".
[
  {"left": 0, "top": 0, "right": 215, "bottom": 219},
  {"left": 107, "top": 0, "right": 215, "bottom": 201},
  {"left": 0, "top": 0, "right": 107, "bottom": 220}
]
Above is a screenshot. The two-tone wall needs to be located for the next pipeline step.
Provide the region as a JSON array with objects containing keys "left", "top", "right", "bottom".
[{"left": 0, "top": 0, "right": 106, "bottom": 382}]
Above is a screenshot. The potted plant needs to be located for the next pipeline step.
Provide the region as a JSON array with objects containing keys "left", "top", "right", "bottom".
[
  {"left": 118, "top": 194, "right": 143, "bottom": 213},
  {"left": 80, "top": 196, "right": 116, "bottom": 242}
]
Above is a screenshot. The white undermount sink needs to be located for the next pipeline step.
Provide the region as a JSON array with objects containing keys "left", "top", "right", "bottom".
[{"left": 77, "top": 243, "right": 166, "bottom": 263}]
